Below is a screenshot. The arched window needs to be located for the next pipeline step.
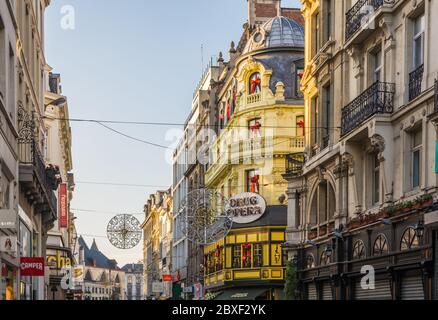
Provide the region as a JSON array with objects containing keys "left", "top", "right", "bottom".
[
  {"left": 309, "top": 180, "right": 336, "bottom": 236},
  {"left": 249, "top": 72, "right": 261, "bottom": 94},
  {"left": 400, "top": 227, "right": 419, "bottom": 251},
  {"left": 352, "top": 240, "right": 366, "bottom": 260},
  {"left": 320, "top": 250, "right": 331, "bottom": 266},
  {"left": 306, "top": 254, "right": 315, "bottom": 269},
  {"left": 373, "top": 234, "right": 389, "bottom": 256}
]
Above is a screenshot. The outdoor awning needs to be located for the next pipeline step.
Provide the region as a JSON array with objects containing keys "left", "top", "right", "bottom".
[{"left": 214, "top": 288, "right": 269, "bottom": 300}]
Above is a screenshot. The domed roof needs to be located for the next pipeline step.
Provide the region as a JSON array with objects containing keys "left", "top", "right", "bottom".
[{"left": 243, "top": 16, "right": 304, "bottom": 54}]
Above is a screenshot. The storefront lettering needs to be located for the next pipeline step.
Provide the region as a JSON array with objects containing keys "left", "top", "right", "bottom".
[{"left": 227, "top": 193, "right": 267, "bottom": 224}]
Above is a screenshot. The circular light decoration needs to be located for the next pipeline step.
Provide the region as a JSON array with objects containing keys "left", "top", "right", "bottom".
[
  {"left": 179, "top": 189, "right": 232, "bottom": 245},
  {"left": 107, "top": 214, "right": 142, "bottom": 249}
]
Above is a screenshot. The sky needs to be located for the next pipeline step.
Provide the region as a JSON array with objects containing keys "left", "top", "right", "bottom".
[{"left": 45, "top": 0, "right": 301, "bottom": 267}]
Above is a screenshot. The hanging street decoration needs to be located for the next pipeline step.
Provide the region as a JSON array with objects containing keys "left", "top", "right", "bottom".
[
  {"left": 179, "top": 189, "right": 232, "bottom": 245},
  {"left": 107, "top": 214, "right": 142, "bottom": 249}
]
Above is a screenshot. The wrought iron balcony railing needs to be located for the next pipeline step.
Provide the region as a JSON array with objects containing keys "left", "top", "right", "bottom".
[
  {"left": 345, "top": 0, "right": 384, "bottom": 40},
  {"left": 18, "top": 106, "right": 57, "bottom": 215},
  {"left": 286, "top": 153, "right": 305, "bottom": 177},
  {"left": 341, "top": 81, "right": 395, "bottom": 136},
  {"left": 435, "top": 79, "right": 438, "bottom": 112},
  {"left": 409, "top": 64, "right": 424, "bottom": 101}
]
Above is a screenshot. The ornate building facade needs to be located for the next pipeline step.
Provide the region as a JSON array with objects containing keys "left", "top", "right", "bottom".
[
  {"left": 202, "top": 0, "right": 305, "bottom": 300},
  {"left": 142, "top": 190, "right": 173, "bottom": 299},
  {"left": 283, "top": 0, "right": 438, "bottom": 300}
]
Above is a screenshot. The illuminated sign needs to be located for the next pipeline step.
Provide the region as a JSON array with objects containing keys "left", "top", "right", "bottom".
[
  {"left": 0, "top": 236, "right": 17, "bottom": 254},
  {"left": 58, "top": 183, "right": 68, "bottom": 228},
  {"left": 226, "top": 193, "right": 267, "bottom": 224},
  {"left": 0, "top": 209, "right": 17, "bottom": 229},
  {"left": 47, "top": 250, "right": 72, "bottom": 270}
]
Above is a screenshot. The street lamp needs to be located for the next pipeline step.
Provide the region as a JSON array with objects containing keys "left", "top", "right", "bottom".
[{"left": 415, "top": 221, "right": 425, "bottom": 238}]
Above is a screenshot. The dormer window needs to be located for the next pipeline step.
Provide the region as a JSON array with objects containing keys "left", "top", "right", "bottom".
[{"left": 249, "top": 72, "right": 261, "bottom": 94}]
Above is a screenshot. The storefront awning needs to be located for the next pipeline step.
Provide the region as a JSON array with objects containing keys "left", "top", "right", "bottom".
[{"left": 214, "top": 288, "right": 269, "bottom": 300}]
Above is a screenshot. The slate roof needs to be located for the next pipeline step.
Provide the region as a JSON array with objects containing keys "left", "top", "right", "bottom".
[
  {"left": 121, "top": 263, "right": 144, "bottom": 273},
  {"left": 78, "top": 236, "right": 119, "bottom": 270}
]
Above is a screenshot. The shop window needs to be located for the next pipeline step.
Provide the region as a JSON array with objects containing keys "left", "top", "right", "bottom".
[
  {"left": 400, "top": 227, "right": 419, "bottom": 251},
  {"left": 352, "top": 240, "right": 366, "bottom": 260},
  {"left": 373, "top": 234, "right": 389, "bottom": 256},
  {"left": 273, "top": 245, "right": 282, "bottom": 265},
  {"left": 242, "top": 243, "right": 252, "bottom": 268},
  {"left": 248, "top": 118, "right": 262, "bottom": 139},
  {"left": 249, "top": 72, "right": 261, "bottom": 95},
  {"left": 246, "top": 169, "right": 260, "bottom": 193},
  {"left": 253, "top": 244, "right": 263, "bottom": 268},
  {"left": 232, "top": 245, "right": 241, "bottom": 269}
]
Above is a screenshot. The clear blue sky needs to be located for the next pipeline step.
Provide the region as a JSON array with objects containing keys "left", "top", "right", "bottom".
[{"left": 45, "top": 0, "right": 301, "bottom": 266}]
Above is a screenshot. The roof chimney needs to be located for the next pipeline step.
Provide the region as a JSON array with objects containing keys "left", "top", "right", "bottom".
[{"left": 248, "top": 0, "right": 281, "bottom": 29}]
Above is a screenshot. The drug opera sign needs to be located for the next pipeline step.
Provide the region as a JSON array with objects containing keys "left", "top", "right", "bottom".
[{"left": 226, "top": 193, "right": 267, "bottom": 224}]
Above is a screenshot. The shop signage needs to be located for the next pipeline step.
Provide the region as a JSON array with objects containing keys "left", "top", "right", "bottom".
[
  {"left": 0, "top": 236, "right": 17, "bottom": 254},
  {"left": 20, "top": 257, "right": 45, "bottom": 276},
  {"left": 58, "top": 183, "right": 68, "bottom": 228},
  {"left": 226, "top": 192, "right": 267, "bottom": 224},
  {"left": 183, "top": 286, "right": 193, "bottom": 293},
  {"left": 73, "top": 265, "right": 84, "bottom": 282},
  {"left": 46, "top": 250, "right": 72, "bottom": 270},
  {"left": 162, "top": 274, "right": 173, "bottom": 282},
  {"left": 0, "top": 209, "right": 17, "bottom": 229},
  {"left": 152, "top": 282, "right": 164, "bottom": 293}
]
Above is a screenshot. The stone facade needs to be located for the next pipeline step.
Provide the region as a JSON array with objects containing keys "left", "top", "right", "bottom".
[{"left": 283, "top": 0, "right": 438, "bottom": 300}]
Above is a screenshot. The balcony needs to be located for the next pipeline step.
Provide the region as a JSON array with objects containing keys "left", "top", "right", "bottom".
[
  {"left": 18, "top": 107, "right": 58, "bottom": 224},
  {"left": 345, "top": 0, "right": 384, "bottom": 41},
  {"left": 409, "top": 64, "right": 424, "bottom": 101},
  {"left": 285, "top": 153, "right": 305, "bottom": 178},
  {"left": 341, "top": 81, "right": 395, "bottom": 136},
  {"left": 246, "top": 93, "right": 262, "bottom": 105}
]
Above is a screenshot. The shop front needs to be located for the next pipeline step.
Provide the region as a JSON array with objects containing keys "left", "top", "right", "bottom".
[
  {"left": 204, "top": 193, "right": 287, "bottom": 300},
  {"left": 46, "top": 246, "right": 73, "bottom": 300},
  {"left": 1, "top": 261, "right": 18, "bottom": 300}
]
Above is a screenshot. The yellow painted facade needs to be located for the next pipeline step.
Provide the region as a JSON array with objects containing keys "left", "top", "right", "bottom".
[
  {"left": 203, "top": 227, "right": 286, "bottom": 289},
  {"left": 204, "top": 40, "right": 304, "bottom": 300}
]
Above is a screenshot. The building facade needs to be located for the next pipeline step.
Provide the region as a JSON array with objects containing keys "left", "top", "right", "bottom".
[
  {"left": 44, "top": 71, "right": 75, "bottom": 300},
  {"left": 283, "top": 0, "right": 438, "bottom": 300},
  {"left": 185, "top": 62, "right": 221, "bottom": 299},
  {"left": 202, "top": 0, "right": 305, "bottom": 300},
  {"left": 0, "top": 0, "right": 20, "bottom": 302},
  {"left": 79, "top": 237, "right": 125, "bottom": 301},
  {"left": 142, "top": 190, "right": 173, "bottom": 299},
  {"left": 121, "top": 263, "right": 144, "bottom": 300}
]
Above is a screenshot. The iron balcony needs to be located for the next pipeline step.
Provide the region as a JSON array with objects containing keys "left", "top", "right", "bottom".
[{"left": 341, "top": 81, "right": 395, "bottom": 136}]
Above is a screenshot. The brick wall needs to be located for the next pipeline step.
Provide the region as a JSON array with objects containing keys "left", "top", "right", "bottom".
[{"left": 255, "top": 3, "right": 278, "bottom": 18}]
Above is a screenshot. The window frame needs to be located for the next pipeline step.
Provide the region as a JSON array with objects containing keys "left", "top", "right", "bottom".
[
  {"left": 413, "top": 14, "right": 425, "bottom": 69},
  {"left": 411, "top": 128, "right": 422, "bottom": 189}
]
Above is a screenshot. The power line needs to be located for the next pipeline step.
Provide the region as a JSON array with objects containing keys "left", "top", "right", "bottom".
[
  {"left": 72, "top": 208, "right": 144, "bottom": 215},
  {"left": 76, "top": 181, "right": 169, "bottom": 188},
  {"left": 44, "top": 116, "right": 341, "bottom": 130},
  {"left": 96, "top": 121, "right": 171, "bottom": 149}
]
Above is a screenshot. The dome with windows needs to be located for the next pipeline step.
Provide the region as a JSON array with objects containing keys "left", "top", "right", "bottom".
[{"left": 244, "top": 16, "right": 304, "bottom": 54}]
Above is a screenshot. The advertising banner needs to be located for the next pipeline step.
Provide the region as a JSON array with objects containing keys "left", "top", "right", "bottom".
[
  {"left": 0, "top": 209, "right": 17, "bottom": 229},
  {"left": 58, "top": 183, "right": 68, "bottom": 228},
  {"left": 0, "top": 236, "right": 17, "bottom": 254}
]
